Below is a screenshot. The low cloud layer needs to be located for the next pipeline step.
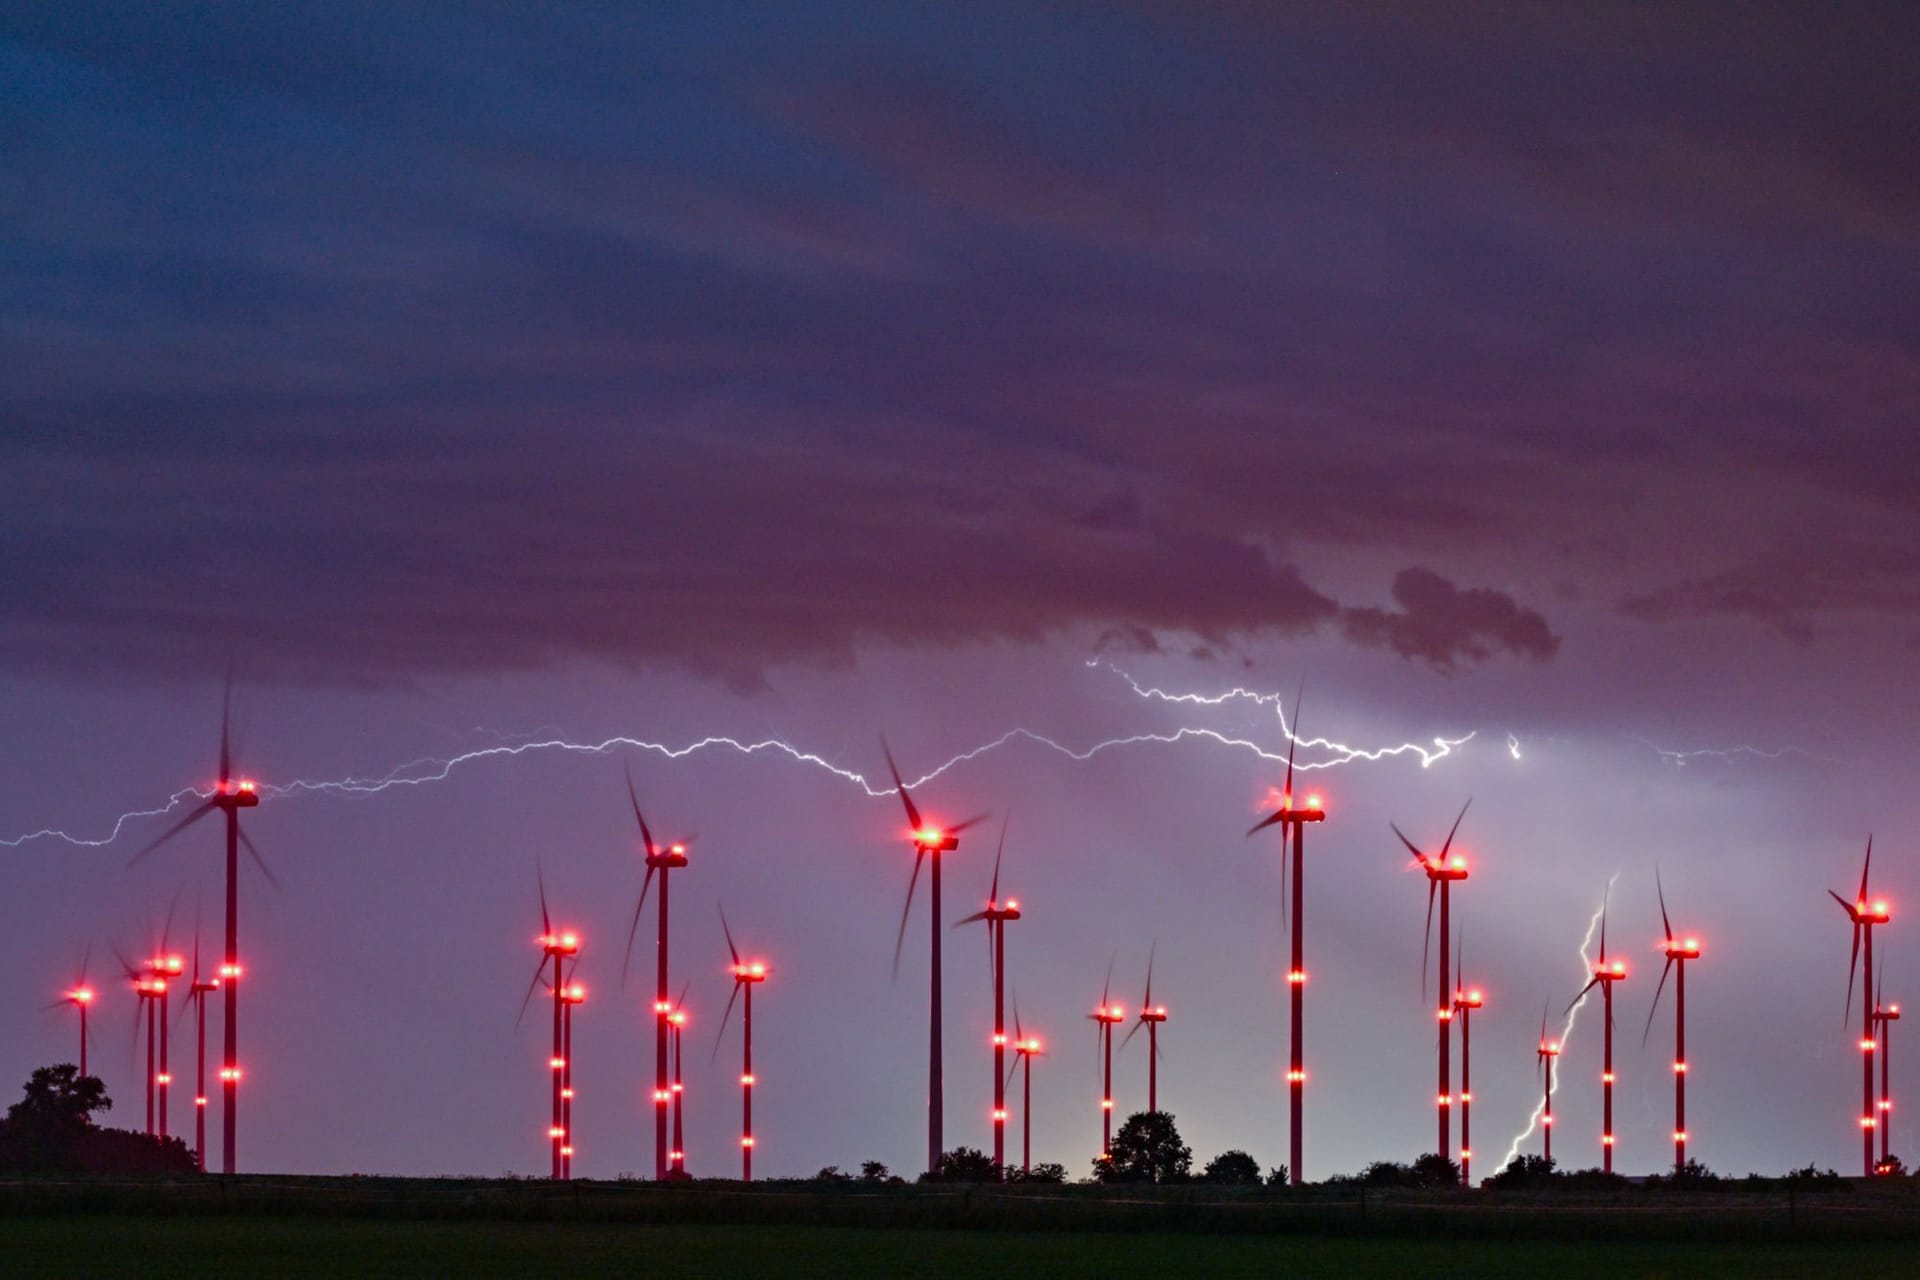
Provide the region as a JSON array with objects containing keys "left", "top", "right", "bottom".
[{"left": 1343, "top": 567, "right": 1562, "bottom": 671}]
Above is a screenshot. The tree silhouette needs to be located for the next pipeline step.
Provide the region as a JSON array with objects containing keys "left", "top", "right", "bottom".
[
  {"left": 922, "top": 1147, "right": 1000, "bottom": 1182},
  {"left": 1093, "top": 1111, "right": 1190, "bottom": 1184},
  {"left": 1, "top": 1063, "right": 192, "bottom": 1174},
  {"left": 1200, "top": 1149, "right": 1262, "bottom": 1184}
]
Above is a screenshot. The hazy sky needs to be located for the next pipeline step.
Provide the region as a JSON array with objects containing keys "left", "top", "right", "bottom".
[{"left": 4, "top": 3, "right": 1919, "bottom": 1180}]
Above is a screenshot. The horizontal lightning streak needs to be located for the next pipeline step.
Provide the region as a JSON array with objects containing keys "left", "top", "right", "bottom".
[
  {"left": 1634, "top": 737, "right": 1851, "bottom": 768},
  {"left": 1499, "top": 875, "right": 1618, "bottom": 1173},
  {"left": 3, "top": 663, "right": 1472, "bottom": 850}
]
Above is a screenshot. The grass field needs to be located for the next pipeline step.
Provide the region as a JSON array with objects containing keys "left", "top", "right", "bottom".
[{"left": 3, "top": 1217, "right": 1915, "bottom": 1280}]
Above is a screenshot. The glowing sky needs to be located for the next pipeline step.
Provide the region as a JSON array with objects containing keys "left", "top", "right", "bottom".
[{"left": 3, "top": 3, "right": 1919, "bottom": 1179}]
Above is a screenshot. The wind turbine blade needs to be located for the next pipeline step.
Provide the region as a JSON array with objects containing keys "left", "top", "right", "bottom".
[
  {"left": 711, "top": 978, "right": 743, "bottom": 1064},
  {"left": 1421, "top": 880, "right": 1437, "bottom": 1002},
  {"left": 238, "top": 827, "right": 280, "bottom": 891},
  {"left": 1860, "top": 836, "right": 1874, "bottom": 903},
  {"left": 219, "top": 667, "right": 233, "bottom": 785},
  {"left": 1438, "top": 800, "right": 1472, "bottom": 859},
  {"left": 621, "top": 873, "right": 653, "bottom": 990},
  {"left": 537, "top": 866, "right": 552, "bottom": 937},
  {"left": 881, "top": 738, "right": 924, "bottom": 833},
  {"left": 989, "top": 815, "right": 1008, "bottom": 905},
  {"left": 126, "top": 801, "right": 216, "bottom": 869},
  {"left": 1005, "top": 1057, "right": 1022, "bottom": 1092},
  {"left": 1657, "top": 868, "right": 1673, "bottom": 941},
  {"left": 1389, "top": 822, "right": 1427, "bottom": 864},
  {"left": 892, "top": 849, "right": 926, "bottom": 981},
  {"left": 948, "top": 813, "right": 990, "bottom": 837},
  {"left": 1455, "top": 912, "right": 1464, "bottom": 993},
  {"left": 623, "top": 762, "right": 658, "bottom": 857},
  {"left": 515, "top": 955, "right": 549, "bottom": 1029},
  {"left": 1144, "top": 941, "right": 1156, "bottom": 1011},
  {"left": 1101, "top": 954, "right": 1115, "bottom": 1009},
  {"left": 1012, "top": 990, "right": 1023, "bottom": 1043},
  {"left": 160, "top": 888, "right": 181, "bottom": 955},
  {"left": 1598, "top": 888, "right": 1609, "bottom": 963},
  {"left": 1846, "top": 921, "right": 1863, "bottom": 1027},
  {"left": 719, "top": 903, "right": 742, "bottom": 968},
  {"left": 1120, "top": 1019, "right": 1142, "bottom": 1051},
  {"left": 1283, "top": 679, "right": 1304, "bottom": 798},
  {"left": 951, "top": 911, "right": 991, "bottom": 927},
  {"left": 1565, "top": 977, "right": 1601, "bottom": 1016},
  {"left": 80, "top": 939, "right": 92, "bottom": 988},
  {"left": 1642, "top": 957, "right": 1674, "bottom": 1047},
  {"left": 1246, "top": 809, "right": 1287, "bottom": 838}
]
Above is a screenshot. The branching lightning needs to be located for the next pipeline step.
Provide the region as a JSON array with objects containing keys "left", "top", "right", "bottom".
[
  {"left": 1499, "top": 874, "right": 1618, "bottom": 1171},
  {"left": 3, "top": 663, "right": 1476, "bottom": 851}
]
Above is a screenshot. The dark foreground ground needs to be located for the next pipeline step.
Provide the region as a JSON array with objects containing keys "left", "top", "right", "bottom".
[
  {"left": 4, "top": 1176, "right": 1919, "bottom": 1277},
  {"left": 5, "top": 1216, "right": 1918, "bottom": 1279}
]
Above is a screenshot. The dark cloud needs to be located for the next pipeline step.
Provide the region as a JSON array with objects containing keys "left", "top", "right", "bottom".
[
  {"left": 1, "top": 3, "right": 1918, "bottom": 683},
  {"left": 1342, "top": 567, "right": 1561, "bottom": 671}
]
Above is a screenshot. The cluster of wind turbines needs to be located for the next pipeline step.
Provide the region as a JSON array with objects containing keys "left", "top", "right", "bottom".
[{"left": 39, "top": 690, "right": 1909, "bottom": 1185}]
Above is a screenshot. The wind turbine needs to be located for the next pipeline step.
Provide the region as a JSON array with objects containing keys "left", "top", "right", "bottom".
[
  {"left": 1829, "top": 837, "right": 1890, "bottom": 1177},
  {"left": 126, "top": 677, "right": 271, "bottom": 1174},
  {"left": 1643, "top": 871, "right": 1701, "bottom": 1171},
  {"left": 1565, "top": 887, "right": 1627, "bottom": 1172},
  {"left": 1450, "top": 923, "right": 1484, "bottom": 1185},
  {"left": 1536, "top": 1005, "right": 1560, "bottom": 1165},
  {"left": 1245, "top": 685, "right": 1326, "bottom": 1185},
  {"left": 1089, "top": 961, "right": 1126, "bottom": 1161},
  {"left": 1872, "top": 968, "right": 1900, "bottom": 1173},
  {"left": 621, "top": 764, "right": 690, "bottom": 1182},
  {"left": 666, "top": 979, "right": 690, "bottom": 1175},
  {"left": 884, "top": 741, "right": 987, "bottom": 1176},
  {"left": 519, "top": 874, "right": 578, "bottom": 1181},
  {"left": 116, "top": 950, "right": 163, "bottom": 1136},
  {"left": 1007, "top": 996, "right": 1043, "bottom": 1175},
  {"left": 44, "top": 946, "right": 94, "bottom": 1079},
  {"left": 560, "top": 973, "right": 584, "bottom": 1179},
  {"left": 1390, "top": 801, "right": 1470, "bottom": 1161},
  {"left": 715, "top": 906, "right": 768, "bottom": 1180},
  {"left": 179, "top": 932, "right": 221, "bottom": 1171},
  {"left": 954, "top": 818, "right": 1019, "bottom": 1172},
  {"left": 1120, "top": 945, "right": 1168, "bottom": 1114}
]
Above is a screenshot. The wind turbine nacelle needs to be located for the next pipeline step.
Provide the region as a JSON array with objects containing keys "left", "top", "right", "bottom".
[
  {"left": 1140, "top": 1009, "right": 1168, "bottom": 1024},
  {"left": 214, "top": 780, "right": 261, "bottom": 809},
  {"left": 645, "top": 847, "right": 690, "bottom": 870},
  {"left": 914, "top": 829, "right": 961, "bottom": 853},
  {"left": 988, "top": 903, "right": 1022, "bottom": 922},
  {"left": 1665, "top": 941, "right": 1701, "bottom": 959}
]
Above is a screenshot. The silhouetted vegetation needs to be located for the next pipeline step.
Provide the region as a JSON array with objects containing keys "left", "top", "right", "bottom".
[
  {"left": 1265, "top": 1163, "right": 1290, "bottom": 1186},
  {"left": 1092, "top": 1111, "right": 1191, "bottom": 1184},
  {"left": 1484, "top": 1154, "right": 1557, "bottom": 1189},
  {"left": 0, "top": 1063, "right": 195, "bottom": 1175},
  {"left": 858, "top": 1160, "right": 899, "bottom": 1183},
  {"left": 1200, "top": 1149, "right": 1263, "bottom": 1185},
  {"left": 920, "top": 1147, "right": 1001, "bottom": 1183}
]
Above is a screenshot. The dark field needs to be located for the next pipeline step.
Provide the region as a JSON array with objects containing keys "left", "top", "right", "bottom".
[{"left": 3, "top": 1217, "right": 1917, "bottom": 1280}]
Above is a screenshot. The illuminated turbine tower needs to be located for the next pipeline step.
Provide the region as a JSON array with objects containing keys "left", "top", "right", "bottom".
[
  {"left": 1391, "top": 801, "right": 1471, "bottom": 1160},
  {"left": 561, "top": 977, "right": 584, "bottom": 1179},
  {"left": 1121, "top": 945, "right": 1169, "bottom": 1114},
  {"left": 1244, "top": 686, "right": 1326, "bottom": 1186},
  {"left": 1643, "top": 872, "right": 1701, "bottom": 1171},
  {"left": 1008, "top": 998, "right": 1044, "bottom": 1175},
  {"left": 716, "top": 906, "right": 768, "bottom": 1181},
  {"left": 1089, "top": 962, "right": 1126, "bottom": 1161},
  {"left": 954, "top": 820, "right": 1019, "bottom": 1173},
  {"left": 1535, "top": 1007, "right": 1560, "bottom": 1165},
  {"left": 1872, "top": 972, "right": 1900, "bottom": 1173},
  {"left": 44, "top": 949, "right": 94, "bottom": 1078},
  {"left": 1451, "top": 923, "right": 1484, "bottom": 1185},
  {"left": 1566, "top": 890, "right": 1627, "bottom": 1172},
  {"left": 518, "top": 876, "right": 579, "bottom": 1182},
  {"left": 182, "top": 936, "right": 221, "bottom": 1171},
  {"left": 1828, "top": 837, "right": 1890, "bottom": 1177},
  {"left": 127, "top": 679, "right": 269, "bottom": 1174},
  {"left": 621, "top": 765, "right": 690, "bottom": 1183},
  {"left": 885, "top": 741, "right": 987, "bottom": 1177}
]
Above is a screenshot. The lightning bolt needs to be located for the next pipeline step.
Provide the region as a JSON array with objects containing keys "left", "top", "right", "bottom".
[
  {"left": 1506, "top": 733, "right": 1522, "bottom": 761},
  {"left": 3, "top": 663, "right": 1476, "bottom": 850},
  {"left": 1088, "top": 660, "right": 1475, "bottom": 769},
  {"left": 1633, "top": 737, "right": 1851, "bottom": 768},
  {"left": 1498, "top": 874, "right": 1618, "bottom": 1172}
]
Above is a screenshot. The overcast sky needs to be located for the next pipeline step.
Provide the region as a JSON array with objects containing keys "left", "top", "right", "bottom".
[{"left": 4, "top": 3, "right": 1919, "bottom": 1180}]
